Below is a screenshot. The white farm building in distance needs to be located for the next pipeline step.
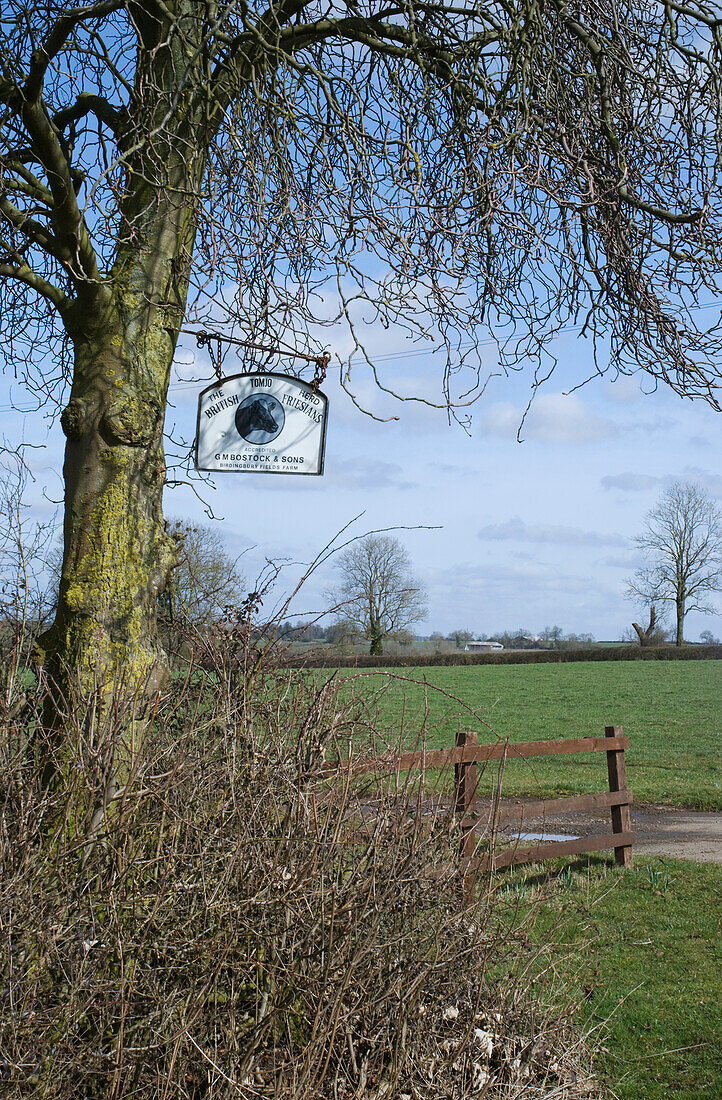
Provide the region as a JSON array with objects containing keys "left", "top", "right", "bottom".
[{"left": 465, "top": 640, "right": 504, "bottom": 652}]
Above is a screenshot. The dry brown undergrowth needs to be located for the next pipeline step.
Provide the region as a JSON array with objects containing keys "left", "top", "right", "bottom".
[{"left": 0, "top": 635, "right": 602, "bottom": 1099}]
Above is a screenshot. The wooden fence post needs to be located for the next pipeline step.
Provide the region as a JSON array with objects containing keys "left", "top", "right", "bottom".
[
  {"left": 455, "top": 730, "right": 478, "bottom": 904},
  {"left": 605, "top": 725, "right": 633, "bottom": 868}
]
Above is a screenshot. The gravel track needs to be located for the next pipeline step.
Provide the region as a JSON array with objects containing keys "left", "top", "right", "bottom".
[{"left": 492, "top": 800, "right": 722, "bottom": 864}]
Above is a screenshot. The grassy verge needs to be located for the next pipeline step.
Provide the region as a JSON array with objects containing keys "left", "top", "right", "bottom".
[
  {"left": 497, "top": 856, "right": 722, "bottom": 1100},
  {"left": 335, "top": 660, "right": 722, "bottom": 809}
]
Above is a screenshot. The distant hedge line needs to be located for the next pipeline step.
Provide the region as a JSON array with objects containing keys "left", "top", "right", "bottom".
[{"left": 287, "top": 644, "right": 722, "bottom": 669}]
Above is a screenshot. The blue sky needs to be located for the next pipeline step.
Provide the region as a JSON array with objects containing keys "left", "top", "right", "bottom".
[
  {"left": 168, "top": 320, "right": 722, "bottom": 641},
  {"left": 4, "top": 322, "right": 721, "bottom": 641}
]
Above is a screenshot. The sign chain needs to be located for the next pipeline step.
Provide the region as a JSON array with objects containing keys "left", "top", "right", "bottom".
[
  {"left": 206, "top": 335, "right": 224, "bottom": 382},
  {"left": 184, "top": 329, "right": 330, "bottom": 388},
  {"left": 311, "top": 352, "right": 331, "bottom": 391}
]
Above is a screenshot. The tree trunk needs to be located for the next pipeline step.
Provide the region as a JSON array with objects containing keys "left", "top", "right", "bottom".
[
  {"left": 632, "top": 605, "right": 656, "bottom": 647},
  {"left": 369, "top": 632, "right": 384, "bottom": 656},
  {"left": 35, "top": 17, "right": 204, "bottom": 698},
  {"left": 36, "top": 320, "right": 178, "bottom": 695},
  {"left": 29, "top": 5, "right": 210, "bottom": 805},
  {"left": 675, "top": 600, "right": 685, "bottom": 646},
  {"left": 35, "top": 200, "right": 199, "bottom": 700}
]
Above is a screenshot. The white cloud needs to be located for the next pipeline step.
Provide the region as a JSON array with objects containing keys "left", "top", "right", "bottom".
[
  {"left": 434, "top": 462, "right": 475, "bottom": 478},
  {"left": 603, "top": 375, "right": 646, "bottom": 404},
  {"left": 329, "top": 457, "right": 417, "bottom": 491},
  {"left": 600, "top": 550, "right": 644, "bottom": 569},
  {"left": 687, "top": 434, "right": 713, "bottom": 449},
  {"left": 601, "top": 473, "right": 661, "bottom": 493},
  {"left": 627, "top": 415, "right": 676, "bottom": 437},
  {"left": 678, "top": 467, "right": 722, "bottom": 499},
  {"left": 215, "top": 455, "right": 417, "bottom": 494},
  {"left": 478, "top": 516, "right": 627, "bottom": 547},
  {"left": 481, "top": 393, "right": 618, "bottom": 444},
  {"left": 423, "top": 559, "right": 625, "bottom": 637},
  {"left": 601, "top": 466, "right": 722, "bottom": 498}
]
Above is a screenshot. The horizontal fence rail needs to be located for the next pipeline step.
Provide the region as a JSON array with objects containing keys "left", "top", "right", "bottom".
[
  {"left": 322, "top": 724, "right": 634, "bottom": 903},
  {"left": 320, "top": 734, "right": 628, "bottom": 777},
  {"left": 485, "top": 788, "right": 633, "bottom": 825},
  {"left": 481, "top": 831, "right": 636, "bottom": 871}
]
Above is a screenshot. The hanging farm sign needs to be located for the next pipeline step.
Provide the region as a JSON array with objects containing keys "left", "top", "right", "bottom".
[{"left": 195, "top": 372, "right": 328, "bottom": 475}]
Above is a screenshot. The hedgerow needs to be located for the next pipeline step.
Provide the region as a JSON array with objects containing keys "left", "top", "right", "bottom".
[{"left": 0, "top": 632, "right": 602, "bottom": 1098}]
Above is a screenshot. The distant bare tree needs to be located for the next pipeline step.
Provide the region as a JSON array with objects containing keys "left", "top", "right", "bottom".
[
  {"left": 325, "top": 621, "right": 362, "bottom": 648},
  {"left": 0, "top": 448, "right": 55, "bottom": 697},
  {"left": 631, "top": 605, "right": 656, "bottom": 647},
  {"left": 628, "top": 483, "right": 722, "bottom": 646},
  {"left": 163, "top": 519, "right": 245, "bottom": 628},
  {"left": 630, "top": 604, "right": 670, "bottom": 647},
  {"left": 541, "top": 625, "right": 564, "bottom": 650},
  {"left": 447, "top": 629, "right": 474, "bottom": 649},
  {"left": 330, "top": 535, "right": 427, "bottom": 656},
  {"left": 158, "top": 518, "right": 245, "bottom": 662}
]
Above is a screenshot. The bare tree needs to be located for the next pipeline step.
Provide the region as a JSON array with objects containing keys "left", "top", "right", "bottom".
[
  {"left": 330, "top": 535, "right": 427, "bottom": 655},
  {"left": 0, "top": 449, "right": 56, "bottom": 707},
  {"left": 628, "top": 483, "right": 722, "bottom": 646},
  {"left": 162, "top": 518, "right": 244, "bottom": 627},
  {"left": 3, "top": 2, "right": 722, "bottom": 694},
  {"left": 158, "top": 518, "right": 245, "bottom": 661},
  {"left": 541, "top": 625, "right": 564, "bottom": 650},
  {"left": 631, "top": 605, "right": 656, "bottom": 647},
  {"left": 629, "top": 604, "right": 671, "bottom": 647}
]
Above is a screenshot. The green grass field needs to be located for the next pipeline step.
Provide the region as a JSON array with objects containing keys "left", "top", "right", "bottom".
[
  {"left": 326, "top": 661, "right": 722, "bottom": 1095},
  {"left": 507, "top": 855, "right": 722, "bottom": 1100},
  {"left": 335, "top": 660, "right": 722, "bottom": 809}
]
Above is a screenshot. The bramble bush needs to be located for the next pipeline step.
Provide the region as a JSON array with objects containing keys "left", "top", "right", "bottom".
[{"left": 0, "top": 628, "right": 601, "bottom": 1099}]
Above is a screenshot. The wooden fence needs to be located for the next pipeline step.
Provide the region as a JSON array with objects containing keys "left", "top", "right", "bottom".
[{"left": 325, "top": 725, "right": 634, "bottom": 900}]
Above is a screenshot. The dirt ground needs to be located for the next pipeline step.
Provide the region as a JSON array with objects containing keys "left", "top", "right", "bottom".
[
  {"left": 355, "top": 796, "right": 722, "bottom": 865},
  {"left": 490, "top": 800, "right": 722, "bottom": 864}
]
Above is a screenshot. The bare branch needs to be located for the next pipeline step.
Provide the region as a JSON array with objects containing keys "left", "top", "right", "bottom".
[
  {"left": 23, "top": 1, "right": 129, "bottom": 101},
  {"left": 0, "top": 259, "right": 70, "bottom": 311},
  {"left": 17, "top": 98, "right": 102, "bottom": 285},
  {"left": 51, "top": 91, "right": 121, "bottom": 135},
  {"left": 0, "top": 194, "right": 62, "bottom": 257},
  {"left": 0, "top": 159, "right": 54, "bottom": 204}
]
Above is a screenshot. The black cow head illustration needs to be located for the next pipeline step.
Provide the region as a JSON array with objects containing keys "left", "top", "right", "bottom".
[{"left": 236, "top": 397, "right": 280, "bottom": 439}]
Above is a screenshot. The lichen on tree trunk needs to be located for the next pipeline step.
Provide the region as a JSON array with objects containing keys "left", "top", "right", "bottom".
[
  {"left": 35, "top": 35, "right": 204, "bottom": 696},
  {"left": 36, "top": 316, "right": 179, "bottom": 695},
  {"left": 32, "top": 2, "right": 215, "bottom": 701},
  {"left": 35, "top": 208, "right": 199, "bottom": 697}
]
